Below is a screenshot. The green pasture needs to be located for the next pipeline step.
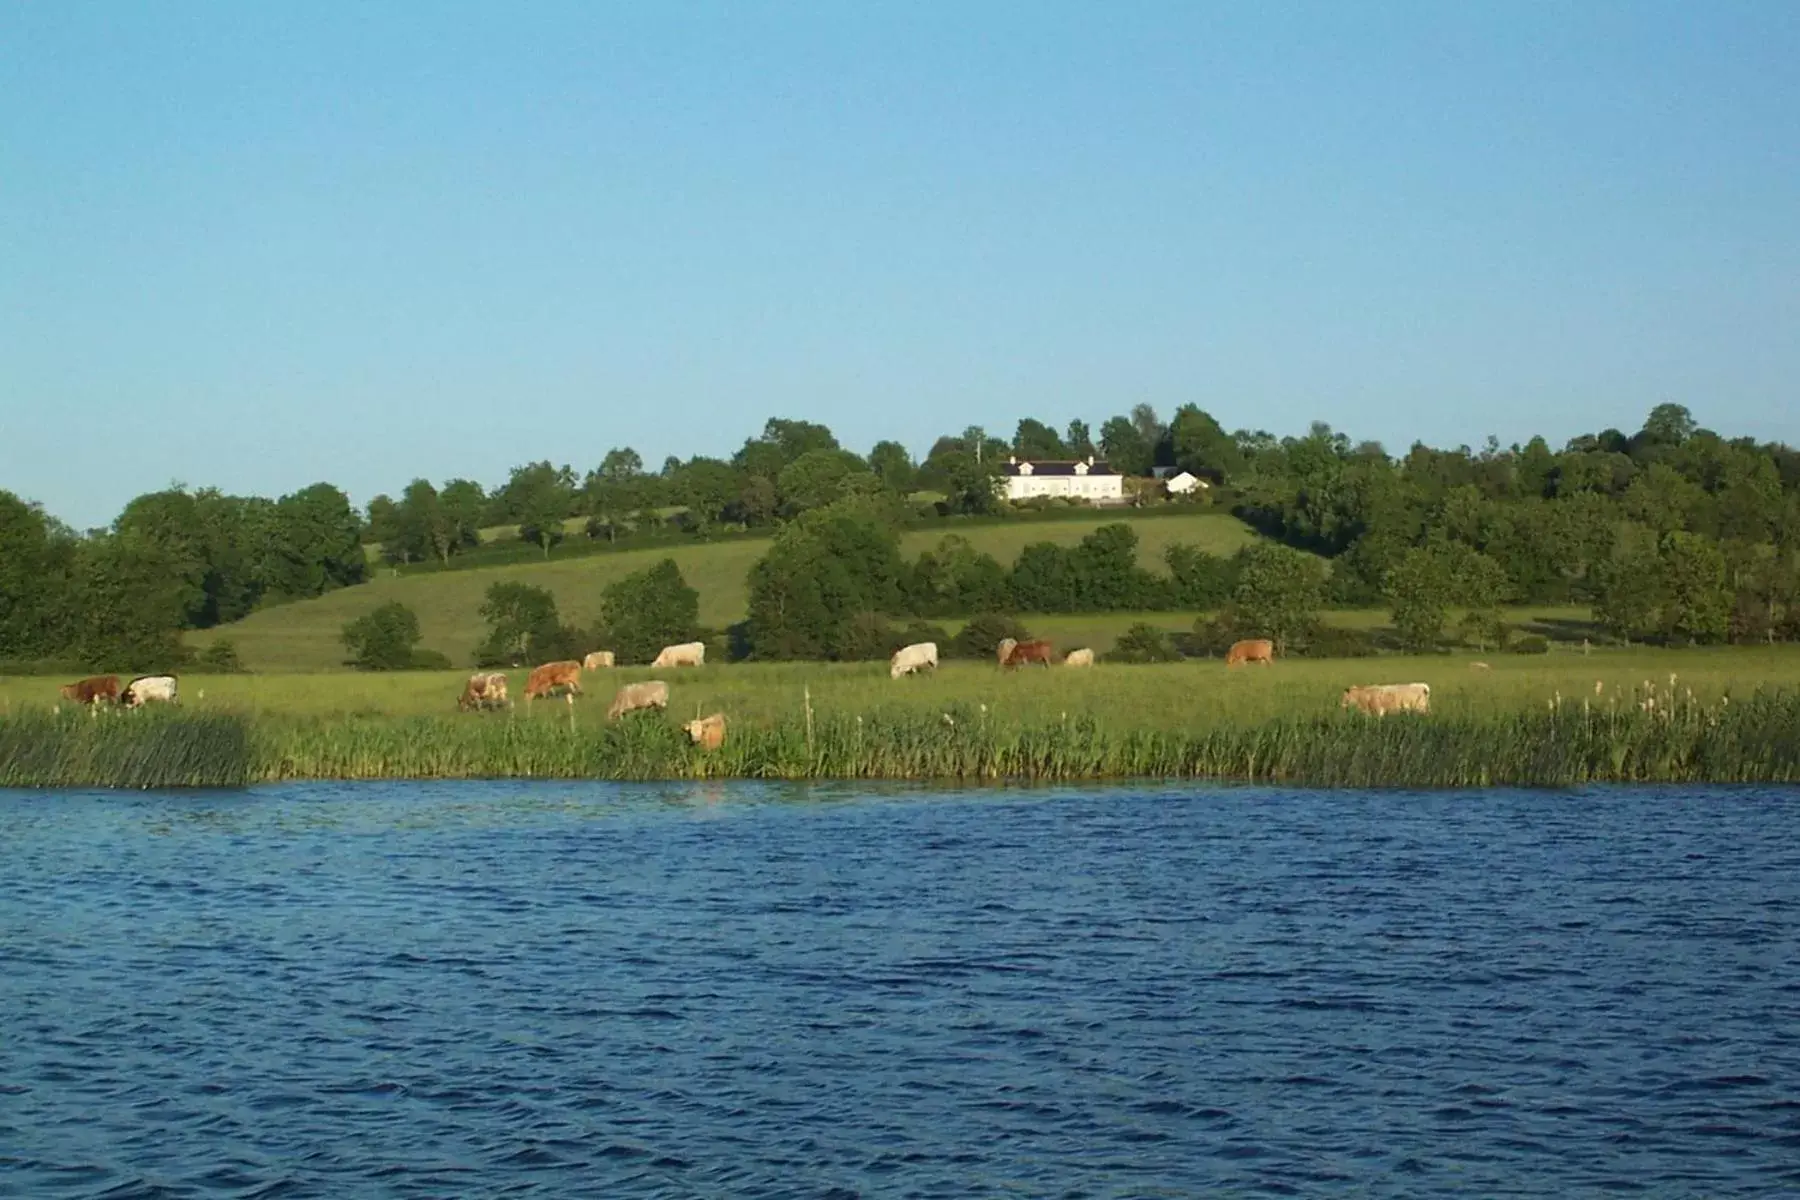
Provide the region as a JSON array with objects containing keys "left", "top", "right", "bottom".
[
  {"left": 13, "top": 645, "right": 1800, "bottom": 734},
  {"left": 197, "top": 511, "right": 1264, "bottom": 671}
]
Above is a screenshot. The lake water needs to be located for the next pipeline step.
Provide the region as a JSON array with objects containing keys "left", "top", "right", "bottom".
[{"left": 2, "top": 782, "right": 1798, "bottom": 1198}]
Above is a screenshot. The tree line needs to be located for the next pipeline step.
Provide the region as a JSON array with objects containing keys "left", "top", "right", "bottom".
[{"left": 5, "top": 400, "right": 1800, "bottom": 670}]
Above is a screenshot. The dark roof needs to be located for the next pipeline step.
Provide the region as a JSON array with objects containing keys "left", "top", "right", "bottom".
[{"left": 1001, "top": 458, "right": 1119, "bottom": 477}]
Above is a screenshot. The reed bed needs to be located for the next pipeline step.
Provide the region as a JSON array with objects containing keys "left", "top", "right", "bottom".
[{"left": 6, "top": 681, "right": 1798, "bottom": 789}]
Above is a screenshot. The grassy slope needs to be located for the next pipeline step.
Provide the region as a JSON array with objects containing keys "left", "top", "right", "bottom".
[
  {"left": 9, "top": 646, "right": 1798, "bottom": 732},
  {"left": 194, "top": 512, "right": 1262, "bottom": 671}
]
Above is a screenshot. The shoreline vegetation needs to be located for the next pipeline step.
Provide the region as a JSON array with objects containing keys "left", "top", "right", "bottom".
[{"left": 6, "top": 657, "right": 1799, "bottom": 789}]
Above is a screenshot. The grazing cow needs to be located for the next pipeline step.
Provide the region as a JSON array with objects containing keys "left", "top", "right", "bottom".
[
  {"left": 995, "top": 638, "right": 1018, "bottom": 667},
  {"left": 651, "top": 641, "right": 705, "bottom": 668},
  {"left": 683, "top": 712, "right": 727, "bottom": 750},
  {"left": 1470, "top": 661, "right": 1491, "bottom": 671},
  {"left": 121, "top": 675, "right": 179, "bottom": 708},
  {"left": 608, "top": 680, "right": 670, "bottom": 720},
  {"left": 524, "top": 660, "right": 583, "bottom": 703},
  {"left": 1002, "top": 640, "right": 1055, "bottom": 668},
  {"left": 582, "top": 651, "right": 616, "bottom": 671},
  {"left": 60, "top": 675, "right": 120, "bottom": 706},
  {"left": 458, "top": 672, "right": 511, "bottom": 711},
  {"left": 1063, "top": 648, "right": 1095, "bottom": 668},
  {"left": 890, "top": 642, "right": 938, "bottom": 680},
  {"left": 1225, "top": 639, "right": 1275, "bottom": 668},
  {"left": 1341, "top": 682, "right": 1431, "bottom": 716}
]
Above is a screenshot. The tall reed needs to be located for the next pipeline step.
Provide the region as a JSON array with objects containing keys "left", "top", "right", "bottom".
[{"left": 4, "top": 683, "right": 1797, "bottom": 789}]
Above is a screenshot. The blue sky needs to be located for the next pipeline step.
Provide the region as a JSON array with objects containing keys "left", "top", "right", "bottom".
[{"left": 3, "top": 1, "right": 1796, "bottom": 528}]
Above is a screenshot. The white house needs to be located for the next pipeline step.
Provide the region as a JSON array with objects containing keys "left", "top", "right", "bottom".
[
  {"left": 1164, "top": 470, "right": 1210, "bottom": 496},
  {"left": 1001, "top": 456, "right": 1125, "bottom": 504}
]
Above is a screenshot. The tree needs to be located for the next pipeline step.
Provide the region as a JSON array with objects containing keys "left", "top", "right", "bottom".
[
  {"left": 0, "top": 491, "right": 75, "bottom": 659},
  {"left": 365, "top": 494, "right": 400, "bottom": 548},
  {"left": 1130, "top": 403, "right": 1166, "bottom": 450},
  {"left": 1385, "top": 546, "right": 1453, "bottom": 651},
  {"left": 746, "top": 501, "right": 907, "bottom": 660},
  {"left": 777, "top": 448, "right": 871, "bottom": 515},
  {"left": 935, "top": 450, "right": 1004, "bottom": 515},
  {"left": 439, "top": 479, "right": 487, "bottom": 555},
  {"left": 1012, "top": 418, "right": 1068, "bottom": 460},
  {"left": 393, "top": 478, "right": 454, "bottom": 565},
  {"left": 475, "top": 581, "right": 565, "bottom": 667},
  {"left": 258, "top": 483, "right": 366, "bottom": 600},
  {"left": 868, "top": 440, "right": 916, "bottom": 493},
  {"left": 1108, "top": 622, "right": 1179, "bottom": 663},
  {"left": 1066, "top": 419, "right": 1096, "bottom": 459},
  {"left": 908, "top": 536, "right": 1012, "bottom": 617},
  {"left": 1227, "top": 543, "right": 1327, "bottom": 653},
  {"left": 599, "top": 559, "right": 701, "bottom": 664},
  {"left": 113, "top": 488, "right": 211, "bottom": 626},
  {"left": 1660, "top": 531, "right": 1730, "bottom": 644},
  {"left": 503, "top": 462, "right": 575, "bottom": 557},
  {"left": 70, "top": 531, "right": 192, "bottom": 670},
  {"left": 1592, "top": 522, "right": 1666, "bottom": 643},
  {"left": 1165, "top": 543, "right": 1239, "bottom": 609},
  {"left": 1167, "top": 404, "right": 1243, "bottom": 483},
  {"left": 342, "top": 601, "right": 424, "bottom": 670},
  {"left": 672, "top": 458, "right": 745, "bottom": 530},
  {"left": 1099, "top": 416, "right": 1152, "bottom": 476},
  {"left": 1638, "top": 402, "right": 1698, "bottom": 450}
]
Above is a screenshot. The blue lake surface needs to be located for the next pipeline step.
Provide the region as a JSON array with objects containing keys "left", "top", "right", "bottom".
[{"left": 2, "top": 781, "right": 1799, "bottom": 1198}]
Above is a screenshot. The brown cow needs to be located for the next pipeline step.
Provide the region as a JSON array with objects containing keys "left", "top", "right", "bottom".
[
  {"left": 683, "top": 712, "right": 727, "bottom": 750},
  {"left": 1002, "top": 640, "right": 1056, "bottom": 668},
  {"left": 458, "top": 672, "right": 511, "bottom": 711},
  {"left": 523, "top": 661, "right": 583, "bottom": 703},
  {"left": 1225, "top": 639, "right": 1275, "bottom": 668},
  {"left": 60, "top": 675, "right": 120, "bottom": 706}
]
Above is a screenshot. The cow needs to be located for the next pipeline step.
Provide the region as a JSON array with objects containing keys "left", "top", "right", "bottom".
[
  {"left": 458, "top": 672, "right": 511, "bottom": 711},
  {"left": 582, "top": 651, "right": 616, "bottom": 671},
  {"left": 1470, "top": 661, "right": 1491, "bottom": 671},
  {"left": 121, "top": 675, "right": 179, "bottom": 708},
  {"left": 608, "top": 680, "right": 670, "bottom": 720},
  {"left": 995, "top": 637, "right": 1018, "bottom": 667},
  {"left": 890, "top": 642, "right": 938, "bottom": 679},
  {"left": 1225, "top": 638, "right": 1275, "bottom": 668},
  {"left": 59, "top": 675, "right": 120, "bottom": 706},
  {"left": 1002, "top": 640, "right": 1055, "bottom": 668},
  {"left": 1341, "top": 683, "right": 1431, "bottom": 716},
  {"left": 524, "top": 660, "right": 583, "bottom": 703},
  {"left": 1063, "top": 648, "right": 1095, "bottom": 668},
  {"left": 651, "top": 641, "right": 705, "bottom": 668},
  {"left": 683, "top": 712, "right": 727, "bottom": 750}
]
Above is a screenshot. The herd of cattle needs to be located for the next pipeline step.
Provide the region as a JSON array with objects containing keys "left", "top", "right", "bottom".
[{"left": 52, "top": 637, "right": 1432, "bottom": 742}]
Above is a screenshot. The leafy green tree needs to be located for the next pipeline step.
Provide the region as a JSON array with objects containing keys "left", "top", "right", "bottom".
[
  {"left": 1099, "top": 416, "right": 1152, "bottom": 476},
  {"left": 868, "top": 441, "right": 916, "bottom": 493},
  {"left": 365, "top": 494, "right": 400, "bottom": 547},
  {"left": 475, "top": 581, "right": 565, "bottom": 667},
  {"left": 1108, "top": 622, "right": 1180, "bottom": 663},
  {"left": 392, "top": 478, "right": 451, "bottom": 565},
  {"left": 1592, "top": 523, "right": 1666, "bottom": 643},
  {"left": 71, "top": 531, "right": 192, "bottom": 670},
  {"left": 949, "top": 613, "right": 1032, "bottom": 660},
  {"left": 113, "top": 488, "right": 211, "bottom": 627},
  {"left": 1227, "top": 543, "right": 1327, "bottom": 653},
  {"left": 1012, "top": 418, "right": 1068, "bottom": 460},
  {"left": 746, "top": 501, "right": 907, "bottom": 659},
  {"left": 670, "top": 458, "right": 743, "bottom": 529},
  {"left": 1066, "top": 419, "right": 1096, "bottom": 459},
  {"left": 258, "top": 483, "right": 366, "bottom": 600},
  {"left": 778, "top": 448, "right": 871, "bottom": 515},
  {"left": 1637, "top": 402, "right": 1697, "bottom": 450},
  {"left": 908, "top": 535, "right": 1012, "bottom": 617},
  {"left": 342, "top": 601, "right": 424, "bottom": 670},
  {"left": 598, "top": 559, "right": 701, "bottom": 664},
  {"left": 0, "top": 491, "right": 76, "bottom": 659},
  {"left": 1167, "top": 404, "right": 1243, "bottom": 482},
  {"left": 935, "top": 449, "right": 1004, "bottom": 515},
  {"left": 438, "top": 479, "right": 487, "bottom": 554},
  {"left": 502, "top": 462, "right": 575, "bottom": 557},
  {"left": 1385, "top": 546, "right": 1453, "bottom": 650},
  {"left": 1164, "top": 543, "right": 1238, "bottom": 609},
  {"left": 1660, "top": 531, "right": 1730, "bottom": 643},
  {"left": 1009, "top": 543, "right": 1077, "bottom": 612}
]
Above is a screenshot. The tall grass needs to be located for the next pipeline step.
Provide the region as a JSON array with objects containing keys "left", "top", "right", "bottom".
[{"left": 6, "top": 683, "right": 1798, "bottom": 789}]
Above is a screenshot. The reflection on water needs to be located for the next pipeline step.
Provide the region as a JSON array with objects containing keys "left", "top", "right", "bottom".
[{"left": 2, "top": 780, "right": 1799, "bottom": 1197}]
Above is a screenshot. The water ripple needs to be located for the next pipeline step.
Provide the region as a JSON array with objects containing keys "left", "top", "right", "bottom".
[{"left": 2, "top": 781, "right": 1798, "bottom": 1196}]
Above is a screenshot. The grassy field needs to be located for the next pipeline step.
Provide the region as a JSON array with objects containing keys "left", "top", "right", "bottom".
[
  {"left": 194, "top": 511, "right": 1264, "bottom": 671},
  {"left": 6, "top": 648, "right": 1800, "bottom": 787}
]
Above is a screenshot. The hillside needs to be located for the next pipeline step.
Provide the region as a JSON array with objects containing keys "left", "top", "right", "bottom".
[{"left": 199, "top": 511, "right": 1263, "bottom": 671}]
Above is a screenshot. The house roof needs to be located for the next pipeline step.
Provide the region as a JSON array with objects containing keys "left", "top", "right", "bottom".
[{"left": 1001, "top": 457, "right": 1119, "bottom": 477}]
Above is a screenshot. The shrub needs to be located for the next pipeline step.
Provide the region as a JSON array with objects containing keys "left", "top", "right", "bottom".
[
  {"left": 950, "top": 613, "right": 1033, "bottom": 660},
  {"left": 600, "top": 559, "right": 701, "bottom": 664},
  {"left": 197, "top": 640, "right": 245, "bottom": 673},
  {"left": 1294, "top": 625, "right": 1380, "bottom": 659},
  {"left": 342, "top": 602, "right": 424, "bottom": 670},
  {"left": 1513, "top": 634, "right": 1551, "bottom": 655},
  {"left": 1107, "top": 623, "right": 1180, "bottom": 664},
  {"left": 474, "top": 582, "right": 564, "bottom": 667},
  {"left": 410, "top": 649, "right": 454, "bottom": 671}
]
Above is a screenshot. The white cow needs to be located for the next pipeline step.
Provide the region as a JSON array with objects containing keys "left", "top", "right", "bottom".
[
  {"left": 1063, "top": 648, "right": 1095, "bottom": 667},
  {"left": 651, "top": 641, "right": 705, "bottom": 668},
  {"left": 1341, "top": 682, "right": 1431, "bottom": 716},
  {"left": 890, "top": 641, "right": 938, "bottom": 680},
  {"left": 583, "top": 651, "right": 616, "bottom": 671},
  {"left": 122, "top": 675, "right": 179, "bottom": 708}
]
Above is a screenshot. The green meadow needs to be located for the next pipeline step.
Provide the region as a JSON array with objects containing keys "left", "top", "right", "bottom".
[{"left": 189, "top": 510, "right": 1262, "bottom": 671}]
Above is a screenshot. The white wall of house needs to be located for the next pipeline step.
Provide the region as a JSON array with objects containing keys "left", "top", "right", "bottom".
[{"left": 1002, "top": 459, "right": 1125, "bottom": 503}]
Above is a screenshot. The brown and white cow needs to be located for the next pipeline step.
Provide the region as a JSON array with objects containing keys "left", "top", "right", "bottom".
[
  {"left": 1002, "top": 640, "right": 1056, "bottom": 668},
  {"left": 890, "top": 642, "right": 938, "bottom": 679},
  {"left": 683, "top": 712, "right": 727, "bottom": 750},
  {"left": 122, "top": 675, "right": 179, "bottom": 708},
  {"left": 608, "top": 680, "right": 670, "bottom": 720},
  {"left": 60, "top": 675, "right": 120, "bottom": 706},
  {"left": 524, "top": 661, "right": 583, "bottom": 703},
  {"left": 995, "top": 637, "right": 1018, "bottom": 667},
  {"left": 1341, "top": 683, "right": 1431, "bottom": 716},
  {"left": 458, "top": 672, "right": 511, "bottom": 711},
  {"left": 1225, "top": 639, "right": 1275, "bottom": 668}
]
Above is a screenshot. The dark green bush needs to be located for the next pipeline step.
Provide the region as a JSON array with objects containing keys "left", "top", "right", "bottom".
[
  {"left": 342, "top": 602, "right": 424, "bottom": 670},
  {"left": 1107, "top": 623, "right": 1180, "bottom": 663},
  {"left": 1513, "top": 634, "right": 1551, "bottom": 655},
  {"left": 197, "top": 640, "right": 245, "bottom": 673},
  {"left": 950, "top": 614, "right": 1033, "bottom": 660}
]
